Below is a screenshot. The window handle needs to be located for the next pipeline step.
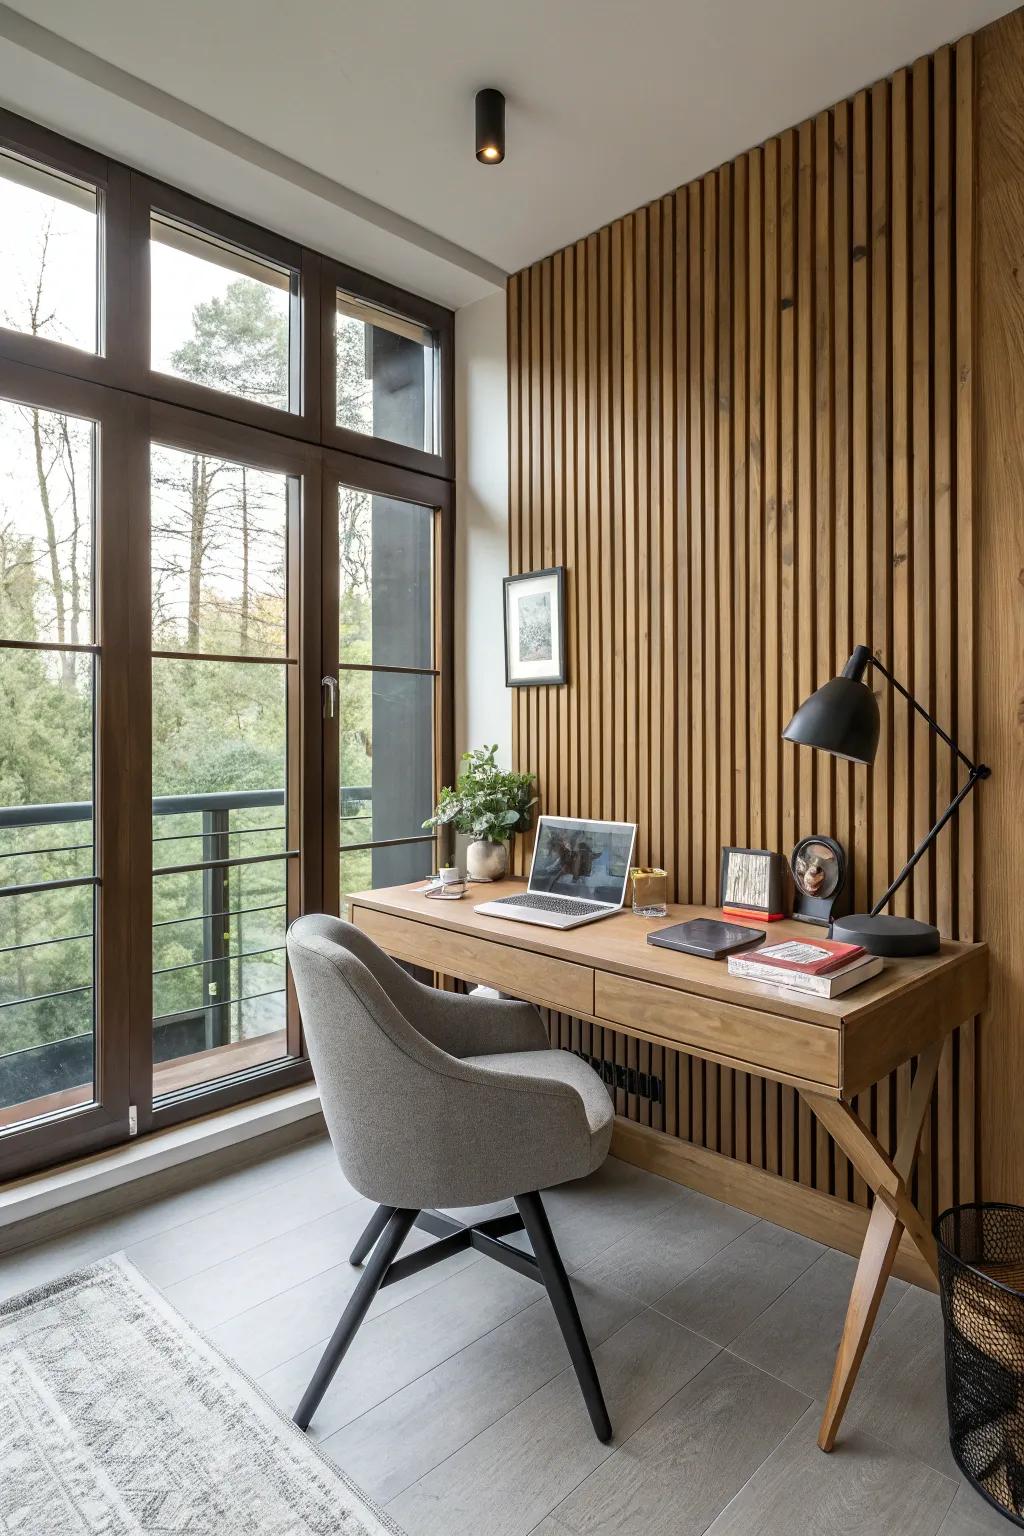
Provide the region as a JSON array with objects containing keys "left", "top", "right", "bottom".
[{"left": 322, "top": 675, "right": 338, "bottom": 720}]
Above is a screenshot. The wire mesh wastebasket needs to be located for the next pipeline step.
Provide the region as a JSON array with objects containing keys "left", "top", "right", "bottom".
[{"left": 936, "top": 1204, "right": 1024, "bottom": 1527}]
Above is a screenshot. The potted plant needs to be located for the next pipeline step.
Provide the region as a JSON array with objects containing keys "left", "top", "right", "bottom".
[{"left": 424, "top": 745, "right": 537, "bottom": 881}]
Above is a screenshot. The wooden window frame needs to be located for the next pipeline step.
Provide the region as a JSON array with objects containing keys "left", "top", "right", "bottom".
[{"left": 0, "top": 108, "right": 456, "bottom": 1179}]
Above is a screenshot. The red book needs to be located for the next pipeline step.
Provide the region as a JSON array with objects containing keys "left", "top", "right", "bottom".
[{"left": 747, "top": 938, "right": 866, "bottom": 976}]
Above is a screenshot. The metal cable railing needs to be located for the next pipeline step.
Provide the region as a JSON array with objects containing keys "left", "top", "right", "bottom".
[{"left": 0, "top": 785, "right": 372, "bottom": 1109}]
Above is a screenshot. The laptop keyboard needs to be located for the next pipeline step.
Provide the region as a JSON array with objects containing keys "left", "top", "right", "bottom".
[{"left": 490, "top": 892, "right": 609, "bottom": 917}]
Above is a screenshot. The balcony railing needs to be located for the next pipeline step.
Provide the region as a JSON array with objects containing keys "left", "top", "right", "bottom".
[{"left": 0, "top": 786, "right": 371, "bottom": 1113}]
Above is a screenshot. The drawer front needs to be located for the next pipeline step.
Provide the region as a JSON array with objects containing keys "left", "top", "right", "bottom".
[
  {"left": 352, "top": 906, "right": 595, "bottom": 1016},
  {"left": 595, "top": 971, "right": 840, "bottom": 1087}
]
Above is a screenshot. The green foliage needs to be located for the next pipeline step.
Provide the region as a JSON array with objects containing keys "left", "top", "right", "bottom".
[
  {"left": 169, "top": 280, "right": 289, "bottom": 409},
  {"left": 424, "top": 745, "right": 536, "bottom": 845}
]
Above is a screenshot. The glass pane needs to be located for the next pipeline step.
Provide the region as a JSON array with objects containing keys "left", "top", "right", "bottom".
[
  {"left": 339, "top": 484, "right": 433, "bottom": 669},
  {"left": 152, "top": 657, "right": 290, "bottom": 1094},
  {"left": 0, "top": 398, "right": 94, "bottom": 645},
  {"left": 152, "top": 861, "right": 289, "bottom": 1098},
  {"left": 336, "top": 291, "right": 436, "bottom": 452},
  {"left": 0, "top": 649, "right": 94, "bottom": 889},
  {"left": 152, "top": 656, "right": 286, "bottom": 806},
  {"left": 151, "top": 214, "right": 293, "bottom": 412},
  {"left": 0, "top": 879, "right": 95, "bottom": 1130},
  {"left": 341, "top": 840, "right": 433, "bottom": 901},
  {"left": 340, "top": 670, "right": 433, "bottom": 845},
  {"left": 151, "top": 444, "right": 290, "bottom": 656},
  {"left": 0, "top": 149, "right": 98, "bottom": 353}
]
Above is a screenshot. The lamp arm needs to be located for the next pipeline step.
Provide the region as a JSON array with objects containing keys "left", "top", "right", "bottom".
[
  {"left": 870, "top": 764, "right": 987, "bottom": 917},
  {"left": 866, "top": 654, "right": 979, "bottom": 776}
]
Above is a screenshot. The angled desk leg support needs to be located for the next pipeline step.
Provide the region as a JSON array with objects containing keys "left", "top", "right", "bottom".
[{"left": 800, "top": 1039, "right": 944, "bottom": 1454}]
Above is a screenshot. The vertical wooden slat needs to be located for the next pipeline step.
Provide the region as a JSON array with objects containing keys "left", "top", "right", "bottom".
[
  {"left": 552, "top": 253, "right": 566, "bottom": 820},
  {"left": 508, "top": 274, "right": 521, "bottom": 838},
  {"left": 622, "top": 215, "right": 638, "bottom": 840},
  {"left": 850, "top": 90, "right": 871, "bottom": 1209},
  {"left": 703, "top": 172, "right": 719, "bottom": 908},
  {"left": 955, "top": 35, "right": 975, "bottom": 1205},
  {"left": 717, "top": 164, "right": 733, "bottom": 1159},
  {"left": 675, "top": 186, "right": 690, "bottom": 903},
  {"left": 748, "top": 147, "right": 764, "bottom": 857},
  {"left": 870, "top": 81, "right": 893, "bottom": 1167},
  {"left": 611, "top": 224, "right": 625, "bottom": 825},
  {"left": 796, "top": 117, "right": 816, "bottom": 1190},
  {"left": 912, "top": 56, "right": 934, "bottom": 1226},
  {"left": 779, "top": 128, "right": 797, "bottom": 1184},
  {"left": 814, "top": 109, "right": 835, "bottom": 1193},
  {"left": 599, "top": 228, "right": 613, "bottom": 822},
  {"left": 649, "top": 199, "right": 663, "bottom": 875},
  {"left": 634, "top": 210, "right": 650, "bottom": 864},
  {"left": 933, "top": 47, "right": 955, "bottom": 1218},
  {"left": 763, "top": 136, "right": 781, "bottom": 1178},
  {"left": 732, "top": 158, "right": 749, "bottom": 1170},
  {"left": 661, "top": 193, "right": 677, "bottom": 897}
]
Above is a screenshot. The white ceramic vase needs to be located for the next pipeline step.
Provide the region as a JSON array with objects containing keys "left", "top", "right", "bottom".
[{"left": 466, "top": 839, "right": 508, "bottom": 881}]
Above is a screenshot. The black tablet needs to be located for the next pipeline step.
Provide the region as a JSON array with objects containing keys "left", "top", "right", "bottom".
[{"left": 646, "top": 918, "right": 766, "bottom": 960}]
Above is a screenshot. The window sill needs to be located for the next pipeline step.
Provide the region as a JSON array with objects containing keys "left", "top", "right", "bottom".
[{"left": 0, "top": 1082, "right": 323, "bottom": 1244}]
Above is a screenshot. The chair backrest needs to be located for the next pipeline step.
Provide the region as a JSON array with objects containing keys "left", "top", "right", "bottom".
[{"left": 286, "top": 914, "right": 456, "bottom": 1204}]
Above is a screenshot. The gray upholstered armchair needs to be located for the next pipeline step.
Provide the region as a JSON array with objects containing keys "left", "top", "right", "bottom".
[{"left": 286, "top": 914, "right": 614, "bottom": 1442}]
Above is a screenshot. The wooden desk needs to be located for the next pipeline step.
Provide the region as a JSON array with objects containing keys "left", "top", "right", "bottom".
[{"left": 348, "top": 880, "right": 988, "bottom": 1451}]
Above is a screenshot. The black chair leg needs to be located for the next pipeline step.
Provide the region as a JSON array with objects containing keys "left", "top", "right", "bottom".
[
  {"left": 294, "top": 1206, "right": 417, "bottom": 1431},
  {"left": 515, "top": 1190, "right": 613, "bottom": 1443},
  {"left": 349, "top": 1203, "right": 397, "bottom": 1266}
]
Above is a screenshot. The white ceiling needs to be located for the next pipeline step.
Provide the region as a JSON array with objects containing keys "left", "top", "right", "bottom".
[{"left": 0, "top": 0, "right": 1017, "bottom": 307}]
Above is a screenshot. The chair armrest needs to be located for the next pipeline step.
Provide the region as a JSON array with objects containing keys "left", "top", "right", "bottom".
[{"left": 412, "top": 985, "right": 549, "bottom": 1059}]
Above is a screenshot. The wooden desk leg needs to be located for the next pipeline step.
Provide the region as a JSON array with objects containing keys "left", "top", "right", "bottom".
[{"left": 801, "top": 1041, "right": 943, "bottom": 1453}]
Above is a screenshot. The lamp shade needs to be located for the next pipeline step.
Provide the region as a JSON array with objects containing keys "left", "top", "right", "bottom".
[{"left": 783, "top": 646, "right": 880, "bottom": 766}]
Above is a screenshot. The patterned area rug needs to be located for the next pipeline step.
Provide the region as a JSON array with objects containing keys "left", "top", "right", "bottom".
[{"left": 0, "top": 1253, "right": 406, "bottom": 1535}]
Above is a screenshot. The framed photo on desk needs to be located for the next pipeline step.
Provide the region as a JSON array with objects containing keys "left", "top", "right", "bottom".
[{"left": 504, "top": 566, "right": 566, "bottom": 686}]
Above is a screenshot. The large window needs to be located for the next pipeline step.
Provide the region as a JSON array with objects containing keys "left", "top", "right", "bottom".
[{"left": 0, "top": 108, "right": 453, "bottom": 1181}]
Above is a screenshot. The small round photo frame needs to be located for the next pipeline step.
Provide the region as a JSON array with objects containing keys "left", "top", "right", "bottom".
[{"left": 789, "top": 835, "right": 848, "bottom": 925}]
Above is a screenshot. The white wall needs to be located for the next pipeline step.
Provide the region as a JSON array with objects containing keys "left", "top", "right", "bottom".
[{"left": 454, "top": 291, "right": 511, "bottom": 769}]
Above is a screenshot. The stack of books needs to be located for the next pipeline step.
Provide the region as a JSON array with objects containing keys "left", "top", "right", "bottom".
[{"left": 727, "top": 937, "right": 883, "bottom": 997}]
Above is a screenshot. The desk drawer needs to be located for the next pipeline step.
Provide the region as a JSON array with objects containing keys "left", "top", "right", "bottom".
[
  {"left": 351, "top": 906, "right": 595, "bottom": 1016},
  {"left": 595, "top": 971, "right": 840, "bottom": 1088}
]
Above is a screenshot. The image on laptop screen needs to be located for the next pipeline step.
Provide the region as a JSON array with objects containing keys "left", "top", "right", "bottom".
[{"left": 530, "top": 818, "right": 635, "bottom": 905}]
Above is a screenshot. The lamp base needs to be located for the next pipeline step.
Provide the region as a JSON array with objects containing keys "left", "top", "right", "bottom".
[{"left": 830, "top": 913, "right": 940, "bottom": 957}]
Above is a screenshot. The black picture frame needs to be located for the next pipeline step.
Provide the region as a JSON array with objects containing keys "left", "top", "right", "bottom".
[
  {"left": 503, "top": 566, "right": 567, "bottom": 687},
  {"left": 719, "top": 846, "right": 787, "bottom": 919}
]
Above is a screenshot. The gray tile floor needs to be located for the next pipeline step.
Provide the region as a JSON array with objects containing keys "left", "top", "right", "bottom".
[{"left": 0, "top": 1131, "right": 1009, "bottom": 1536}]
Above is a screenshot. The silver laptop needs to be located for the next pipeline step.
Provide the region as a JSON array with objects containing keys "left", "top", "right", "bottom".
[{"left": 475, "top": 816, "right": 637, "bottom": 929}]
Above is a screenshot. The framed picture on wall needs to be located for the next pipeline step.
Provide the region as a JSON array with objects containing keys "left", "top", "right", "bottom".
[{"left": 504, "top": 567, "right": 566, "bottom": 686}]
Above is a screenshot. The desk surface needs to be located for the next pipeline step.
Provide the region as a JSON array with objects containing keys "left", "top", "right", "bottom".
[{"left": 348, "top": 880, "right": 988, "bottom": 1098}]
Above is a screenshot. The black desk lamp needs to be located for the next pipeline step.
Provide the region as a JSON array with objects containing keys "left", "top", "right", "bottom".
[{"left": 783, "top": 643, "right": 989, "bottom": 956}]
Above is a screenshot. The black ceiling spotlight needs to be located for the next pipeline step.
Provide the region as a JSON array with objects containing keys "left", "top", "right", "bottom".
[{"left": 475, "top": 88, "right": 505, "bottom": 165}]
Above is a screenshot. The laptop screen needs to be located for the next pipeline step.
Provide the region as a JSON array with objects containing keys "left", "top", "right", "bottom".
[{"left": 529, "top": 817, "right": 636, "bottom": 906}]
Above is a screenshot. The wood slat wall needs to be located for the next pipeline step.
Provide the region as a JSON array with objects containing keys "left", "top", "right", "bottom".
[{"left": 508, "top": 40, "right": 976, "bottom": 1229}]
